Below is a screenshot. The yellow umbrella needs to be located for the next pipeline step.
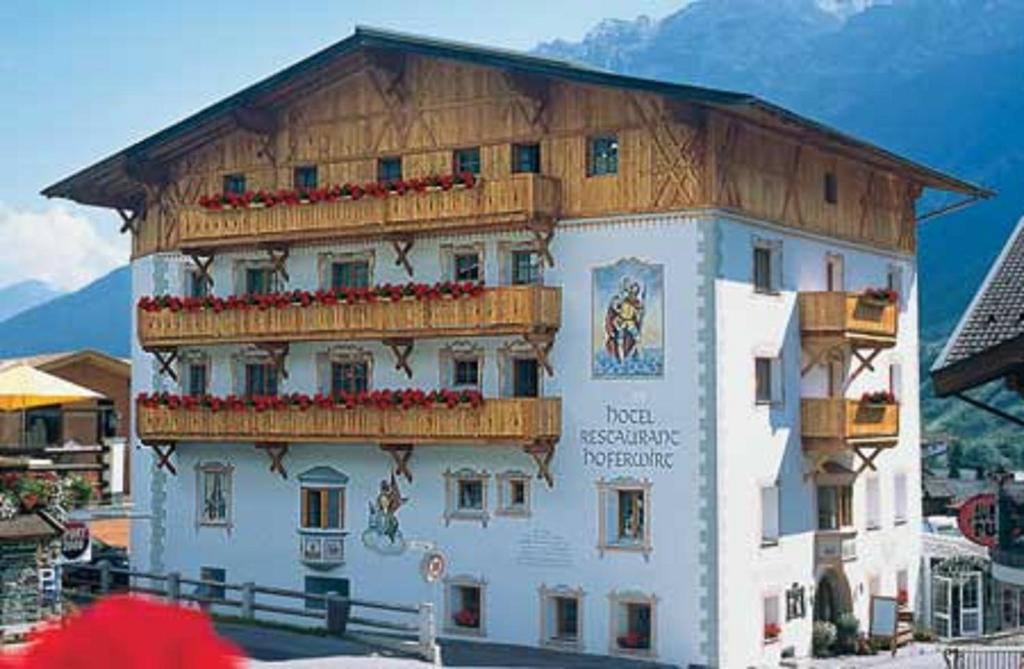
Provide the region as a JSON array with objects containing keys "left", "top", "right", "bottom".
[{"left": 0, "top": 364, "right": 102, "bottom": 411}]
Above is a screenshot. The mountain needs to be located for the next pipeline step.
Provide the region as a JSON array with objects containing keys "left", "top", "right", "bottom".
[
  {"left": 0, "top": 280, "right": 63, "bottom": 323},
  {"left": 538, "top": 0, "right": 1024, "bottom": 445},
  {"left": 0, "top": 266, "right": 130, "bottom": 359}
]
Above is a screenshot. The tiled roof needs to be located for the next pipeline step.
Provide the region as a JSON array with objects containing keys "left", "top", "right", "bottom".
[{"left": 932, "top": 217, "right": 1024, "bottom": 394}]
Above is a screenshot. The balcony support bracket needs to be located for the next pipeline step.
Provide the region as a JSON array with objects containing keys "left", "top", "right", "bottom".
[
  {"left": 117, "top": 207, "right": 142, "bottom": 235},
  {"left": 528, "top": 220, "right": 555, "bottom": 268},
  {"left": 524, "top": 439, "right": 555, "bottom": 488},
  {"left": 524, "top": 333, "right": 554, "bottom": 377},
  {"left": 849, "top": 348, "right": 881, "bottom": 385},
  {"left": 384, "top": 338, "right": 414, "bottom": 379},
  {"left": 390, "top": 238, "right": 415, "bottom": 277},
  {"left": 800, "top": 341, "right": 844, "bottom": 378},
  {"left": 255, "top": 342, "right": 289, "bottom": 380},
  {"left": 263, "top": 244, "right": 290, "bottom": 283},
  {"left": 187, "top": 251, "right": 216, "bottom": 292},
  {"left": 256, "top": 442, "right": 289, "bottom": 479},
  {"left": 380, "top": 444, "right": 414, "bottom": 483},
  {"left": 152, "top": 347, "right": 179, "bottom": 382},
  {"left": 148, "top": 442, "right": 177, "bottom": 476},
  {"left": 853, "top": 444, "right": 887, "bottom": 475}
]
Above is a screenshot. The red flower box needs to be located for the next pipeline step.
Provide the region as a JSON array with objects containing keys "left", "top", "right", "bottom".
[
  {"left": 763, "top": 622, "right": 781, "bottom": 641},
  {"left": 616, "top": 632, "right": 649, "bottom": 650},
  {"left": 136, "top": 388, "right": 484, "bottom": 412},
  {"left": 862, "top": 287, "right": 899, "bottom": 304},
  {"left": 453, "top": 609, "right": 479, "bottom": 628},
  {"left": 860, "top": 390, "right": 896, "bottom": 405}
]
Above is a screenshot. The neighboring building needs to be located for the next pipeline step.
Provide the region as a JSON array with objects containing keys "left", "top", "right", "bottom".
[
  {"left": 0, "top": 350, "right": 131, "bottom": 500},
  {"left": 45, "top": 29, "right": 988, "bottom": 667}
]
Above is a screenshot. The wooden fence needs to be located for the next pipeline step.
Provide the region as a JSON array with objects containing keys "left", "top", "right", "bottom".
[
  {"left": 62, "top": 563, "right": 438, "bottom": 663},
  {"left": 943, "top": 646, "right": 1024, "bottom": 668}
]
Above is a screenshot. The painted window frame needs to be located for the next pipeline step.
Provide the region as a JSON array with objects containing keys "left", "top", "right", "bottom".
[
  {"left": 439, "top": 342, "right": 483, "bottom": 391},
  {"left": 538, "top": 585, "right": 584, "bottom": 651},
  {"left": 752, "top": 237, "right": 783, "bottom": 295},
  {"left": 597, "top": 477, "right": 652, "bottom": 558},
  {"left": 754, "top": 354, "right": 784, "bottom": 407},
  {"left": 318, "top": 250, "right": 375, "bottom": 291},
  {"left": 498, "top": 240, "right": 543, "bottom": 286},
  {"left": 317, "top": 346, "right": 374, "bottom": 396},
  {"left": 441, "top": 242, "right": 486, "bottom": 284},
  {"left": 608, "top": 590, "right": 657, "bottom": 659},
  {"left": 443, "top": 468, "right": 490, "bottom": 526},
  {"left": 179, "top": 350, "right": 210, "bottom": 398},
  {"left": 444, "top": 575, "right": 486, "bottom": 637},
  {"left": 495, "top": 470, "right": 531, "bottom": 518},
  {"left": 195, "top": 461, "right": 233, "bottom": 529}
]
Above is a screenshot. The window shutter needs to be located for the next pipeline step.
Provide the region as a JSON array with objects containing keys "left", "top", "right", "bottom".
[
  {"left": 762, "top": 486, "right": 780, "bottom": 542},
  {"left": 890, "top": 362, "right": 903, "bottom": 402},
  {"left": 772, "top": 242, "right": 784, "bottom": 291},
  {"left": 771, "top": 357, "right": 785, "bottom": 405}
]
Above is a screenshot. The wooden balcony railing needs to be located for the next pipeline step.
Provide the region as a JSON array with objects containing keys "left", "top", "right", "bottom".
[
  {"left": 138, "top": 286, "right": 561, "bottom": 348},
  {"left": 801, "top": 398, "right": 900, "bottom": 449},
  {"left": 178, "top": 174, "right": 561, "bottom": 250},
  {"left": 137, "top": 398, "right": 561, "bottom": 446},
  {"left": 800, "top": 292, "right": 898, "bottom": 345}
]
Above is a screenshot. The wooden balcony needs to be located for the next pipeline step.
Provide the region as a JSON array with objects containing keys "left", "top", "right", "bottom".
[
  {"left": 137, "top": 398, "right": 561, "bottom": 446},
  {"left": 801, "top": 398, "right": 900, "bottom": 453},
  {"left": 800, "top": 292, "right": 898, "bottom": 348},
  {"left": 138, "top": 286, "right": 561, "bottom": 349},
  {"left": 178, "top": 174, "right": 561, "bottom": 250}
]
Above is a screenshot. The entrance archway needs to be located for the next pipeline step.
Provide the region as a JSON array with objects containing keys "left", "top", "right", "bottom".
[{"left": 815, "top": 568, "right": 853, "bottom": 623}]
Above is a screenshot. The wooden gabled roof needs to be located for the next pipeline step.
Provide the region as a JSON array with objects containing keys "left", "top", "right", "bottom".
[{"left": 42, "top": 27, "right": 990, "bottom": 212}]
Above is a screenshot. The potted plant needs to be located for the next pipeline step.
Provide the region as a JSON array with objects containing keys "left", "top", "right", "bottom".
[
  {"left": 861, "top": 287, "right": 898, "bottom": 306},
  {"left": 453, "top": 608, "right": 479, "bottom": 628},
  {"left": 763, "top": 622, "right": 781, "bottom": 643},
  {"left": 616, "top": 631, "right": 649, "bottom": 650}
]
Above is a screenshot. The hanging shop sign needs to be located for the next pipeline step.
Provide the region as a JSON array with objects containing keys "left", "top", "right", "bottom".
[
  {"left": 420, "top": 551, "right": 447, "bottom": 583},
  {"left": 60, "top": 521, "right": 91, "bottom": 562},
  {"left": 957, "top": 493, "right": 997, "bottom": 547}
]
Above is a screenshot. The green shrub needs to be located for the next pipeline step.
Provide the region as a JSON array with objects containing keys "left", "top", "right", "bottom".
[
  {"left": 835, "top": 613, "right": 860, "bottom": 654},
  {"left": 812, "top": 621, "right": 837, "bottom": 657}
]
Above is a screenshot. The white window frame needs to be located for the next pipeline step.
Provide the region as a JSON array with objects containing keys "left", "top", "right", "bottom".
[
  {"left": 439, "top": 342, "right": 483, "bottom": 391},
  {"left": 234, "top": 258, "right": 283, "bottom": 295},
  {"left": 442, "top": 243, "right": 486, "bottom": 284},
  {"left": 444, "top": 468, "right": 490, "bottom": 527},
  {"left": 316, "top": 345, "right": 374, "bottom": 396},
  {"left": 196, "top": 462, "right": 233, "bottom": 529},
  {"left": 498, "top": 240, "right": 543, "bottom": 286},
  {"left": 179, "top": 350, "right": 211, "bottom": 397},
  {"left": 755, "top": 354, "right": 784, "bottom": 407},
  {"left": 318, "top": 250, "right": 375, "bottom": 291},
  {"left": 597, "top": 478, "right": 652, "bottom": 558},
  {"left": 761, "top": 484, "right": 781, "bottom": 546},
  {"left": 495, "top": 470, "right": 531, "bottom": 518},
  {"left": 763, "top": 592, "right": 782, "bottom": 645},
  {"left": 538, "top": 585, "right": 584, "bottom": 651},
  {"left": 608, "top": 590, "right": 657, "bottom": 659},
  {"left": 444, "top": 575, "right": 486, "bottom": 637},
  {"left": 498, "top": 340, "right": 543, "bottom": 398}
]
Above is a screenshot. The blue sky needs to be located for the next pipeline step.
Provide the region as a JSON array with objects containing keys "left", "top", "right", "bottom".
[{"left": 0, "top": 0, "right": 680, "bottom": 291}]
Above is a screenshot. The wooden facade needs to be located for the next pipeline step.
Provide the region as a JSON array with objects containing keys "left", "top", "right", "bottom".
[
  {"left": 127, "top": 51, "right": 927, "bottom": 259},
  {"left": 799, "top": 292, "right": 898, "bottom": 346},
  {"left": 139, "top": 286, "right": 560, "bottom": 349},
  {"left": 137, "top": 398, "right": 561, "bottom": 446},
  {"left": 801, "top": 398, "right": 901, "bottom": 449}
]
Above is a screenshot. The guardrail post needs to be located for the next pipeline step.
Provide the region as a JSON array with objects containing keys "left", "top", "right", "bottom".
[
  {"left": 418, "top": 602, "right": 438, "bottom": 664},
  {"left": 99, "top": 561, "right": 112, "bottom": 595},
  {"left": 325, "top": 591, "right": 349, "bottom": 636},
  {"left": 241, "top": 582, "right": 255, "bottom": 620},
  {"left": 166, "top": 572, "right": 181, "bottom": 604}
]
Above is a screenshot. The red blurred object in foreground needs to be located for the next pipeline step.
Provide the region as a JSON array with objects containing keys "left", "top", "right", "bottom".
[{"left": 0, "top": 595, "right": 242, "bottom": 668}]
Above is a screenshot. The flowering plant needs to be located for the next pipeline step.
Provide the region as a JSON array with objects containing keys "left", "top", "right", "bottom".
[
  {"left": 897, "top": 589, "right": 908, "bottom": 606},
  {"left": 137, "top": 281, "right": 485, "bottom": 314},
  {"left": 137, "top": 388, "right": 484, "bottom": 412},
  {"left": 764, "top": 622, "right": 782, "bottom": 641},
  {"left": 0, "top": 472, "right": 93, "bottom": 520},
  {"left": 198, "top": 172, "right": 477, "bottom": 211},
  {"left": 860, "top": 390, "right": 896, "bottom": 405},
  {"left": 616, "top": 632, "right": 649, "bottom": 649},
  {"left": 453, "top": 608, "right": 479, "bottom": 628},
  {"left": 862, "top": 287, "right": 898, "bottom": 304}
]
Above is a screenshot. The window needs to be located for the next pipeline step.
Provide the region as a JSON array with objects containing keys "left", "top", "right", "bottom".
[
  {"left": 510, "top": 249, "right": 540, "bottom": 285},
  {"left": 826, "top": 253, "right": 844, "bottom": 292},
  {"left": 496, "top": 471, "right": 530, "bottom": 517},
  {"left": 452, "top": 358, "right": 480, "bottom": 389},
  {"left": 331, "top": 360, "right": 369, "bottom": 396},
  {"left": 510, "top": 358, "right": 538, "bottom": 398},
  {"left": 753, "top": 239, "right": 782, "bottom": 293},
  {"left": 301, "top": 486, "right": 345, "bottom": 530},
  {"left": 446, "top": 578, "right": 485, "bottom": 635},
  {"left": 377, "top": 156, "right": 403, "bottom": 183},
  {"left": 293, "top": 165, "right": 318, "bottom": 190},
  {"left": 186, "top": 363, "right": 207, "bottom": 397},
  {"left": 244, "top": 267, "right": 277, "bottom": 295},
  {"left": 887, "top": 264, "right": 904, "bottom": 307},
  {"left": 894, "top": 473, "right": 908, "bottom": 524},
  {"left": 512, "top": 143, "right": 541, "bottom": 174},
  {"left": 198, "top": 567, "right": 226, "bottom": 601},
  {"left": 453, "top": 147, "right": 481, "bottom": 175},
  {"left": 304, "top": 576, "right": 349, "bottom": 611},
  {"left": 889, "top": 362, "right": 903, "bottom": 402},
  {"left": 866, "top": 476, "right": 881, "bottom": 530},
  {"left": 598, "top": 478, "right": 652, "bottom": 556},
  {"left": 824, "top": 172, "right": 838, "bottom": 204},
  {"left": 453, "top": 251, "right": 481, "bottom": 282},
  {"left": 186, "top": 269, "right": 209, "bottom": 298},
  {"left": 610, "top": 592, "right": 655, "bottom": 657},
  {"left": 244, "top": 362, "right": 279, "bottom": 397},
  {"left": 897, "top": 569, "right": 909, "bottom": 606},
  {"left": 223, "top": 173, "right": 246, "bottom": 195},
  {"left": 761, "top": 485, "right": 780, "bottom": 545},
  {"left": 329, "top": 258, "right": 371, "bottom": 290},
  {"left": 817, "top": 485, "right": 853, "bottom": 530},
  {"left": 588, "top": 135, "right": 619, "bottom": 176},
  {"left": 540, "top": 587, "right": 583, "bottom": 649},
  {"left": 24, "top": 407, "right": 61, "bottom": 447},
  {"left": 197, "top": 462, "right": 231, "bottom": 527},
  {"left": 755, "top": 356, "right": 783, "bottom": 405},
  {"left": 444, "top": 469, "right": 490, "bottom": 526},
  {"left": 763, "top": 595, "right": 781, "bottom": 643}
]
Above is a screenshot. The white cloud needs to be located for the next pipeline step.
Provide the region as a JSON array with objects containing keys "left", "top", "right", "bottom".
[{"left": 0, "top": 203, "right": 127, "bottom": 291}]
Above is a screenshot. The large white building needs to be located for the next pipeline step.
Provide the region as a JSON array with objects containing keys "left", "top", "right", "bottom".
[{"left": 45, "top": 28, "right": 988, "bottom": 667}]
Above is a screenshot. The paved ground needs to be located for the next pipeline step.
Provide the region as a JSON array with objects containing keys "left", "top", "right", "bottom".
[
  {"left": 218, "top": 622, "right": 674, "bottom": 668},
  {"left": 794, "top": 643, "right": 944, "bottom": 668}
]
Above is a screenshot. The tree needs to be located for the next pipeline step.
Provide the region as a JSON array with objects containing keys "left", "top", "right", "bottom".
[{"left": 948, "top": 442, "right": 965, "bottom": 479}]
